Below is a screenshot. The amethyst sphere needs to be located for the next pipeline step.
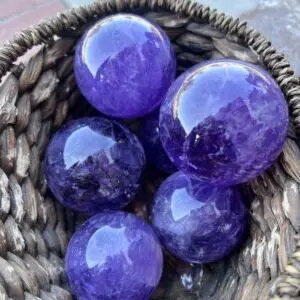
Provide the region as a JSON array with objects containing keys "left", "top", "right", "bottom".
[
  {"left": 152, "top": 172, "right": 246, "bottom": 263},
  {"left": 74, "top": 14, "right": 176, "bottom": 119},
  {"left": 160, "top": 59, "right": 288, "bottom": 186},
  {"left": 65, "top": 211, "right": 163, "bottom": 300},
  {"left": 45, "top": 117, "right": 145, "bottom": 214},
  {"left": 139, "top": 112, "right": 177, "bottom": 173}
]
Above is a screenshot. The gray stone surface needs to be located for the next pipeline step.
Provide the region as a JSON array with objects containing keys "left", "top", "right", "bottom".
[
  {"left": 242, "top": 0, "right": 300, "bottom": 75},
  {"left": 194, "top": 0, "right": 264, "bottom": 15},
  {"left": 63, "top": 0, "right": 92, "bottom": 7}
]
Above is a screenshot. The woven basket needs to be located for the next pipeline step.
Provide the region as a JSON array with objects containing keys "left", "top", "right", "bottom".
[{"left": 0, "top": 0, "right": 299, "bottom": 299}]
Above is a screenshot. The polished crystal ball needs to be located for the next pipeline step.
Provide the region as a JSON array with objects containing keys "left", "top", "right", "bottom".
[
  {"left": 45, "top": 117, "right": 145, "bottom": 214},
  {"left": 139, "top": 112, "right": 177, "bottom": 174},
  {"left": 65, "top": 211, "right": 163, "bottom": 300},
  {"left": 74, "top": 13, "right": 176, "bottom": 119},
  {"left": 160, "top": 59, "right": 289, "bottom": 186},
  {"left": 152, "top": 172, "right": 246, "bottom": 263}
]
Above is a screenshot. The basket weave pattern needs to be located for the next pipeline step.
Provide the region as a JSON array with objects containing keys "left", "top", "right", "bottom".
[{"left": 0, "top": 0, "right": 299, "bottom": 299}]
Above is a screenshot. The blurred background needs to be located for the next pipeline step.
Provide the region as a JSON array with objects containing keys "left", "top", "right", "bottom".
[{"left": 0, "top": 0, "right": 299, "bottom": 74}]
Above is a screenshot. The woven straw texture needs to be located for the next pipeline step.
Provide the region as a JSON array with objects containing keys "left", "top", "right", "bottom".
[{"left": 0, "top": 0, "right": 299, "bottom": 299}]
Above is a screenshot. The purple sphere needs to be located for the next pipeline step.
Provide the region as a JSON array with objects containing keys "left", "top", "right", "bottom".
[
  {"left": 160, "top": 59, "right": 288, "bottom": 186},
  {"left": 45, "top": 117, "right": 145, "bottom": 214},
  {"left": 65, "top": 212, "right": 163, "bottom": 300},
  {"left": 139, "top": 112, "right": 177, "bottom": 173},
  {"left": 152, "top": 172, "right": 246, "bottom": 263},
  {"left": 74, "top": 14, "right": 176, "bottom": 119}
]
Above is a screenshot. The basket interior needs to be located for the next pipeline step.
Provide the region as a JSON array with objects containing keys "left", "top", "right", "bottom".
[{"left": 0, "top": 4, "right": 299, "bottom": 300}]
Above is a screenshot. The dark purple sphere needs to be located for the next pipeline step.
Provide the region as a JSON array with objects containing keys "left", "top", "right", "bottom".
[
  {"left": 74, "top": 14, "right": 176, "bottom": 119},
  {"left": 152, "top": 172, "right": 246, "bottom": 264},
  {"left": 139, "top": 112, "right": 176, "bottom": 173},
  {"left": 45, "top": 117, "right": 145, "bottom": 214},
  {"left": 160, "top": 59, "right": 288, "bottom": 186},
  {"left": 65, "top": 212, "right": 163, "bottom": 300}
]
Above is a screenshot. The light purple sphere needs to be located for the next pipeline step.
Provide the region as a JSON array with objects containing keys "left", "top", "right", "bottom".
[
  {"left": 65, "top": 212, "right": 163, "bottom": 300},
  {"left": 74, "top": 14, "right": 176, "bottom": 119},
  {"left": 152, "top": 172, "right": 246, "bottom": 264},
  {"left": 160, "top": 59, "right": 289, "bottom": 186}
]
